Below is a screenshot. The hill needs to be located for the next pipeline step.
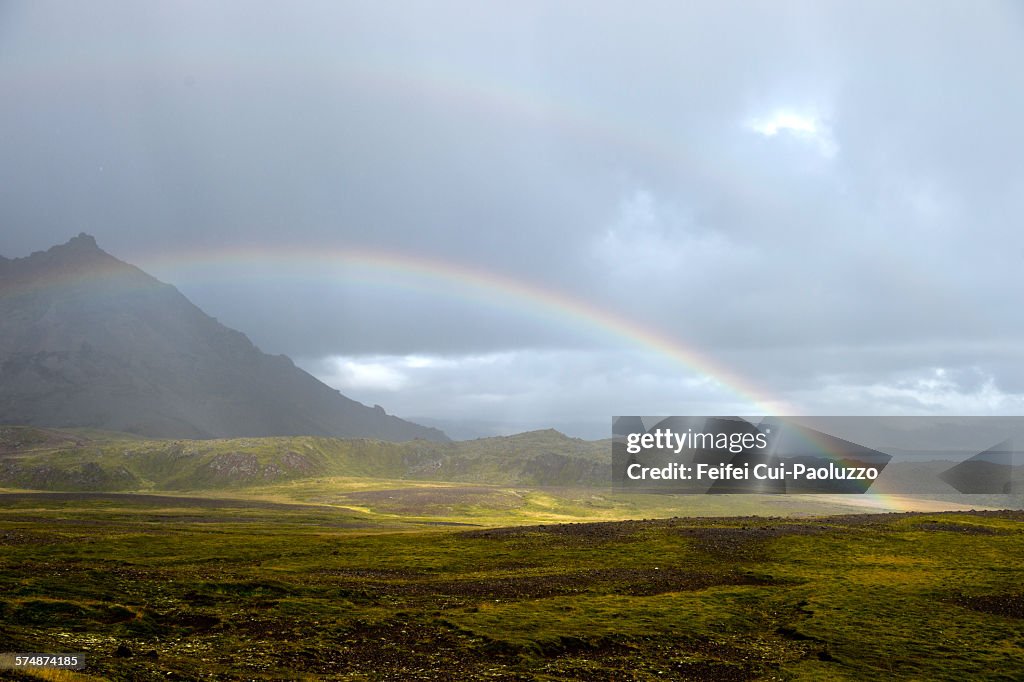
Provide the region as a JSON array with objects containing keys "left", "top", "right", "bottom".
[
  {"left": 0, "top": 234, "right": 446, "bottom": 441},
  {"left": 0, "top": 425, "right": 607, "bottom": 490}
]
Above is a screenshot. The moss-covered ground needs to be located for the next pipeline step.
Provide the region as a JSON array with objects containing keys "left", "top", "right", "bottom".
[{"left": 0, "top": 494, "right": 1021, "bottom": 680}]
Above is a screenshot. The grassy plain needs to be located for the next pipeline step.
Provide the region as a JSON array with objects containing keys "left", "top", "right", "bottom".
[
  {"left": 1, "top": 427, "right": 1020, "bottom": 679},
  {"left": 0, "top": 492, "right": 1022, "bottom": 681}
]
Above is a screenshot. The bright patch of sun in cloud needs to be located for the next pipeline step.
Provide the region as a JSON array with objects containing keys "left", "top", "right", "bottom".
[
  {"left": 324, "top": 358, "right": 409, "bottom": 391},
  {"left": 748, "top": 111, "right": 819, "bottom": 137},
  {"left": 746, "top": 109, "right": 838, "bottom": 159},
  {"left": 404, "top": 355, "right": 443, "bottom": 369}
]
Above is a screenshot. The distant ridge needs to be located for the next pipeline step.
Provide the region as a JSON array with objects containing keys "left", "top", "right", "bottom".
[
  {"left": 0, "top": 425, "right": 607, "bottom": 490},
  {"left": 0, "top": 234, "right": 447, "bottom": 441}
]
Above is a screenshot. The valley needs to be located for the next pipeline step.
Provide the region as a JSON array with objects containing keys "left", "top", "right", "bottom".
[{"left": 0, "top": 426, "right": 1020, "bottom": 680}]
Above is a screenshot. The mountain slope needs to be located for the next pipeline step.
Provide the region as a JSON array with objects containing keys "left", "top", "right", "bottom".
[{"left": 0, "top": 234, "right": 446, "bottom": 441}]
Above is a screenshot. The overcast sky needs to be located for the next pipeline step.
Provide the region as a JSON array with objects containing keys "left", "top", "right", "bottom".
[{"left": 3, "top": 2, "right": 1024, "bottom": 439}]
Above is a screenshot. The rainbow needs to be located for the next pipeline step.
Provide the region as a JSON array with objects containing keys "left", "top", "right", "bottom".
[
  {"left": 123, "top": 244, "right": 793, "bottom": 415},
  {"left": 7, "top": 241, "right": 955, "bottom": 511},
  {"left": 5, "top": 24, "right": 791, "bottom": 411},
  {"left": 2, "top": 239, "right": 792, "bottom": 412}
]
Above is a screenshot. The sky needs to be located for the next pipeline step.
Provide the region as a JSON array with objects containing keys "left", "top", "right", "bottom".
[{"left": 3, "top": 1, "right": 1024, "bottom": 439}]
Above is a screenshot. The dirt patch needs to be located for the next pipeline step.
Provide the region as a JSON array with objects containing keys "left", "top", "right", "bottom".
[
  {"left": 466, "top": 511, "right": 1024, "bottom": 548},
  {"left": 314, "top": 567, "right": 434, "bottom": 580},
  {"left": 316, "top": 620, "right": 762, "bottom": 681},
  {"left": 951, "top": 592, "right": 1024, "bottom": 619},
  {"left": 321, "top": 567, "right": 772, "bottom": 601},
  {"left": 537, "top": 635, "right": 763, "bottom": 681},
  {"left": 278, "top": 619, "right": 526, "bottom": 679},
  {"left": 913, "top": 521, "right": 1003, "bottom": 535},
  {"left": 0, "top": 530, "right": 65, "bottom": 545},
  {"left": 469, "top": 516, "right": 836, "bottom": 560},
  {"left": 462, "top": 519, "right": 647, "bottom": 544},
  {"left": 162, "top": 611, "right": 222, "bottom": 630},
  {"left": 672, "top": 524, "right": 832, "bottom": 560}
]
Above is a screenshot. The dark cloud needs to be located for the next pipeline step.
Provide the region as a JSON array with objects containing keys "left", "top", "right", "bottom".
[{"left": 3, "top": 2, "right": 1023, "bottom": 436}]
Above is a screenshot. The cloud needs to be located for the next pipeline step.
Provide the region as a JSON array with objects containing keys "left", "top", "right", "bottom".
[
  {"left": 300, "top": 349, "right": 1024, "bottom": 440},
  {"left": 3, "top": 3, "right": 1024, "bottom": 437},
  {"left": 317, "top": 358, "right": 410, "bottom": 392},
  {"left": 792, "top": 368, "right": 1024, "bottom": 416},
  {"left": 300, "top": 349, "right": 757, "bottom": 439},
  {"left": 745, "top": 109, "right": 839, "bottom": 158}
]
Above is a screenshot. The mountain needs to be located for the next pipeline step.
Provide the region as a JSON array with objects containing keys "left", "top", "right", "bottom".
[{"left": 0, "top": 234, "right": 447, "bottom": 441}]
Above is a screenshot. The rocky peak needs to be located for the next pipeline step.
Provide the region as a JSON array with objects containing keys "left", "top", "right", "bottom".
[{"left": 0, "top": 235, "right": 448, "bottom": 442}]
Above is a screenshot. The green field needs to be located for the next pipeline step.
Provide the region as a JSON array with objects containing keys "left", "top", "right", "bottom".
[
  {"left": 0, "top": 493, "right": 1021, "bottom": 681},
  {"left": 1, "top": 427, "right": 1021, "bottom": 679}
]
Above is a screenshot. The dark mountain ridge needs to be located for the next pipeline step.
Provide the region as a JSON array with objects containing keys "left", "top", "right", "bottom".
[{"left": 0, "top": 234, "right": 447, "bottom": 441}]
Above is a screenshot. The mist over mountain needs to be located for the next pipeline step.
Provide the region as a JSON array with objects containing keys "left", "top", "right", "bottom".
[{"left": 0, "top": 234, "right": 447, "bottom": 442}]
